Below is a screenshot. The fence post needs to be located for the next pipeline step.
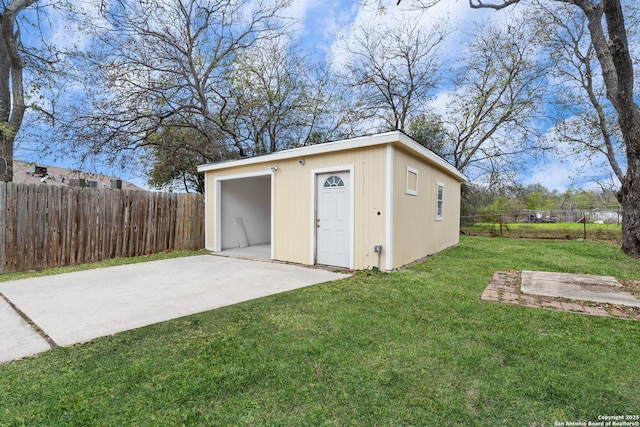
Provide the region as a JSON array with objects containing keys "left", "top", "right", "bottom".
[
  {"left": 499, "top": 215, "right": 503, "bottom": 237},
  {"left": 583, "top": 215, "right": 587, "bottom": 240}
]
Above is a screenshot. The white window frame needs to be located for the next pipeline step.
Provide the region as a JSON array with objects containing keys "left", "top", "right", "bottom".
[
  {"left": 406, "top": 166, "right": 418, "bottom": 196},
  {"left": 436, "top": 182, "right": 444, "bottom": 220}
]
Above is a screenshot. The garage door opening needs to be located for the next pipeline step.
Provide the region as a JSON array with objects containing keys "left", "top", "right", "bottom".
[{"left": 217, "top": 174, "right": 272, "bottom": 261}]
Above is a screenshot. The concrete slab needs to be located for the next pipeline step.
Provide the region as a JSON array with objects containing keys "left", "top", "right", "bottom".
[
  {"left": 521, "top": 270, "right": 640, "bottom": 308},
  {"left": 0, "top": 255, "right": 351, "bottom": 358},
  {"left": 0, "top": 298, "right": 51, "bottom": 364},
  {"left": 218, "top": 244, "right": 271, "bottom": 261}
]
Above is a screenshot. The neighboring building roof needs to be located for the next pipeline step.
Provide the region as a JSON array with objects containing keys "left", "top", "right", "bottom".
[
  {"left": 197, "top": 130, "right": 467, "bottom": 182},
  {"left": 13, "top": 160, "right": 142, "bottom": 190}
]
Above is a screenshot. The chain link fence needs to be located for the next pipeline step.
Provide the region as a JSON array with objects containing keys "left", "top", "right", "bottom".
[{"left": 460, "top": 209, "right": 622, "bottom": 241}]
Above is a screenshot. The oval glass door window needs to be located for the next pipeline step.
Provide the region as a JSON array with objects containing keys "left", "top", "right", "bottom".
[{"left": 323, "top": 175, "right": 344, "bottom": 187}]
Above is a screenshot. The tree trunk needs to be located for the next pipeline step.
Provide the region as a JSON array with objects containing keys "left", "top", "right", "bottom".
[
  {"left": 601, "top": 0, "right": 640, "bottom": 255},
  {"left": 619, "top": 173, "right": 640, "bottom": 256},
  {"left": 617, "top": 112, "right": 640, "bottom": 255},
  {"left": 0, "top": 0, "right": 38, "bottom": 182},
  {"left": 0, "top": 135, "right": 13, "bottom": 181}
]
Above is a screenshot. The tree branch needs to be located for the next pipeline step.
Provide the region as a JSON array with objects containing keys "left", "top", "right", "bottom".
[{"left": 469, "top": 0, "right": 521, "bottom": 10}]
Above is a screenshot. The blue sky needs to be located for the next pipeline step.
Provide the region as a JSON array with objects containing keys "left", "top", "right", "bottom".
[
  {"left": 13, "top": 0, "right": 618, "bottom": 192},
  {"left": 289, "top": 0, "right": 619, "bottom": 193}
]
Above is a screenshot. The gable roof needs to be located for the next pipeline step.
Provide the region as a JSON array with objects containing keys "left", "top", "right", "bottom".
[
  {"left": 197, "top": 131, "right": 466, "bottom": 182},
  {"left": 13, "top": 160, "right": 142, "bottom": 190}
]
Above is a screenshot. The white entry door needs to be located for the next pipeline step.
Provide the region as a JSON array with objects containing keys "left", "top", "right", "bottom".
[{"left": 316, "top": 172, "right": 350, "bottom": 268}]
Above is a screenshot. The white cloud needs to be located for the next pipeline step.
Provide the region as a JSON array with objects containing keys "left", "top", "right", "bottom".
[
  {"left": 283, "top": 0, "right": 318, "bottom": 33},
  {"left": 521, "top": 160, "right": 576, "bottom": 192},
  {"left": 520, "top": 157, "right": 619, "bottom": 192},
  {"left": 285, "top": 0, "right": 360, "bottom": 61},
  {"left": 429, "top": 89, "right": 453, "bottom": 116}
]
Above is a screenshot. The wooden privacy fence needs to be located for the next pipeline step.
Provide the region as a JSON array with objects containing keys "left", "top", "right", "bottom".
[{"left": 0, "top": 182, "right": 205, "bottom": 274}]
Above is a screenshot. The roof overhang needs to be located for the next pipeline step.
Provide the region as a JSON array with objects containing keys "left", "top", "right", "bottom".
[{"left": 197, "top": 131, "right": 467, "bottom": 182}]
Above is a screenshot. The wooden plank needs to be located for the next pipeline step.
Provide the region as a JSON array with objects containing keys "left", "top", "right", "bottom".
[
  {"left": 197, "top": 194, "right": 205, "bottom": 249},
  {"left": 112, "top": 189, "right": 123, "bottom": 259},
  {"left": 25, "top": 185, "right": 38, "bottom": 270},
  {"left": 148, "top": 192, "right": 158, "bottom": 253},
  {"left": 5, "top": 183, "right": 17, "bottom": 272},
  {"left": 160, "top": 193, "right": 168, "bottom": 250},
  {"left": 47, "top": 186, "right": 62, "bottom": 268},
  {"left": 0, "top": 185, "right": 206, "bottom": 273},
  {"left": 181, "top": 195, "right": 188, "bottom": 250},
  {"left": 120, "top": 191, "right": 129, "bottom": 258},
  {"left": 36, "top": 185, "right": 47, "bottom": 270},
  {"left": 169, "top": 193, "right": 177, "bottom": 250},
  {"left": 15, "top": 184, "right": 28, "bottom": 271},
  {"left": 44, "top": 186, "right": 52, "bottom": 268},
  {"left": 175, "top": 194, "right": 183, "bottom": 251},
  {"left": 146, "top": 191, "right": 153, "bottom": 254},
  {"left": 69, "top": 187, "right": 80, "bottom": 265},
  {"left": 138, "top": 191, "right": 147, "bottom": 255},
  {"left": 74, "top": 189, "right": 84, "bottom": 265},
  {"left": 195, "top": 194, "right": 204, "bottom": 249},
  {"left": 60, "top": 186, "right": 71, "bottom": 266},
  {"left": 0, "top": 182, "right": 6, "bottom": 274},
  {"left": 89, "top": 190, "right": 98, "bottom": 263},
  {"left": 160, "top": 192, "right": 170, "bottom": 251},
  {"left": 99, "top": 189, "right": 108, "bottom": 261},
  {"left": 129, "top": 191, "right": 138, "bottom": 257}
]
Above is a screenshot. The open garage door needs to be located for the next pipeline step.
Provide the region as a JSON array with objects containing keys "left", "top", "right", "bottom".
[{"left": 217, "top": 174, "right": 272, "bottom": 260}]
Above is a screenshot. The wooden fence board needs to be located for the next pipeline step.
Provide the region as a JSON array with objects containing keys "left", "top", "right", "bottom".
[
  {"left": 0, "top": 185, "right": 204, "bottom": 274},
  {"left": 5, "top": 183, "right": 16, "bottom": 272},
  {"left": 0, "top": 183, "right": 5, "bottom": 274}
]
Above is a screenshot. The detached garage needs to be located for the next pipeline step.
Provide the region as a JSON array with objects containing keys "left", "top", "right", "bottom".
[{"left": 197, "top": 131, "right": 466, "bottom": 271}]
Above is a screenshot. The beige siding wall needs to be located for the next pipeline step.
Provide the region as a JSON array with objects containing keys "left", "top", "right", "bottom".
[
  {"left": 204, "top": 145, "right": 389, "bottom": 269},
  {"left": 392, "top": 147, "right": 461, "bottom": 268}
]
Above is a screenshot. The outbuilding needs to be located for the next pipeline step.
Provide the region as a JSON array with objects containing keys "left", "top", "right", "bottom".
[{"left": 197, "top": 131, "right": 466, "bottom": 271}]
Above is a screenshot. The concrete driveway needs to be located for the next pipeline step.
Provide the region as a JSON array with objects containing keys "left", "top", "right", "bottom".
[{"left": 0, "top": 255, "right": 351, "bottom": 364}]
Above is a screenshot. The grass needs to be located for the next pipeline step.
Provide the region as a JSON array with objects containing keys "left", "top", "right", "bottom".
[
  {"left": 1, "top": 237, "right": 639, "bottom": 425},
  {"left": 462, "top": 221, "right": 622, "bottom": 241},
  {"left": 0, "top": 249, "right": 210, "bottom": 283}
]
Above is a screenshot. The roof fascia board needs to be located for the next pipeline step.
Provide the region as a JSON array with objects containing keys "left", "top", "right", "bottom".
[
  {"left": 197, "top": 132, "right": 400, "bottom": 173},
  {"left": 197, "top": 131, "right": 467, "bottom": 182},
  {"left": 395, "top": 132, "right": 467, "bottom": 182}
]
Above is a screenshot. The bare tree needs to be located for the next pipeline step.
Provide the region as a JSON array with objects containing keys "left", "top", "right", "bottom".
[
  {"left": 0, "top": 0, "right": 38, "bottom": 181},
  {"left": 439, "top": 18, "right": 548, "bottom": 187},
  {"left": 219, "top": 36, "right": 338, "bottom": 156},
  {"left": 56, "top": 0, "right": 291, "bottom": 167},
  {"left": 401, "top": 0, "right": 640, "bottom": 255},
  {"left": 536, "top": 2, "right": 625, "bottom": 185},
  {"left": 341, "top": 16, "right": 446, "bottom": 131}
]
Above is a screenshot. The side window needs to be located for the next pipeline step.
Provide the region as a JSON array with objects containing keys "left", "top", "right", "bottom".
[
  {"left": 436, "top": 182, "right": 444, "bottom": 220},
  {"left": 406, "top": 167, "right": 418, "bottom": 196}
]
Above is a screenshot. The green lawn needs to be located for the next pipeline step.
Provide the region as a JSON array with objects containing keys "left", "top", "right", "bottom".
[
  {"left": 462, "top": 221, "right": 622, "bottom": 241},
  {"left": 0, "top": 249, "right": 211, "bottom": 283},
  {"left": 1, "top": 237, "right": 639, "bottom": 426}
]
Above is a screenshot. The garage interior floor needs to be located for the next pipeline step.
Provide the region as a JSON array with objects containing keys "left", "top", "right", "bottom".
[{"left": 218, "top": 244, "right": 271, "bottom": 261}]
